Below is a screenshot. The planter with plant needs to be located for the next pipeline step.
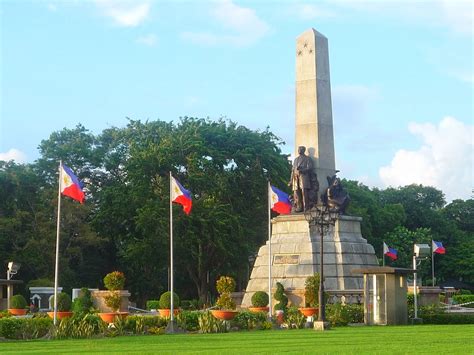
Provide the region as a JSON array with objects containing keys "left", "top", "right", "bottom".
[
  {"left": 157, "top": 291, "right": 180, "bottom": 318},
  {"left": 211, "top": 276, "right": 238, "bottom": 321},
  {"left": 299, "top": 273, "right": 320, "bottom": 317},
  {"left": 9, "top": 294, "right": 28, "bottom": 316},
  {"left": 98, "top": 271, "right": 128, "bottom": 323},
  {"left": 249, "top": 291, "right": 269, "bottom": 313},
  {"left": 47, "top": 292, "right": 73, "bottom": 320},
  {"left": 273, "top": 282, "right": 288, "bottom": 324}
]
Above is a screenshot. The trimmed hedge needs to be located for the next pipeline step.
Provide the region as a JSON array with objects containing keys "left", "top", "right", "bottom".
[
  {"left": 0, "top": 317, "right": 52, "bottom": 339},
  {"left": 422, "top": 314, "right": 474, "bottom": 324},
  {"left": 453, "top": 295, "right": 474, "bottom": 308}
]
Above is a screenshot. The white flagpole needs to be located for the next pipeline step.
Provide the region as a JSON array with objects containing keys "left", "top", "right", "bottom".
[
  {"left": 267, "top": 182, "right": 272, "bottom": 320},
  {"left": 382, "top": 242, "right": 385, "bottom": 267},
  {"left": 432, "top": 240, "right": 435, "bottom": 287},
  {"left": 53, "top": 161, "right": 62, "bottom": 326},
  {"left": 169, "top": 172, "right": 175, "bottom": 326}
]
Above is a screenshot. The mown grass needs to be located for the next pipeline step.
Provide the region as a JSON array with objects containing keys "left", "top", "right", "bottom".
[{"left": 1, "top": 324, "right": 473, "bottom": 354}]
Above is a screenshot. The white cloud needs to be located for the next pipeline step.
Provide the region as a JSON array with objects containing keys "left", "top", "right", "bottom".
[
  {"left": 0, "top": 149, "right": 27, "bottom": 163},
  {"left": 293, "top": 3, "right": 337, "bottom": 20},
  {"left": 136, "top": 33, "right": 157, "bottom": 46},
  {"left": 47, "top": 3, "right": 57, "bottom": 12},
  {"left": 181, "top": 0, "right": 270, "bottom": 47},
  {"left": 95, "top": 0, "right": 150, "bottom": 27},
  {"left": 379, "top": 116, "right": 473, "bottom": 201},
  {"left": 327, "top": 0, "right": 473, "bottom": 37},
  {"left": 440, "top": 0, "right": 473, "bottom": 36}
]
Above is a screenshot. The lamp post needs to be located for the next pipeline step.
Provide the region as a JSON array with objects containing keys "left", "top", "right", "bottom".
[
  {"left": 304, "top": 204, "right": 340, "bottom": 329},
  {"left": 6, "top": 262, "right": 21, "bottom": 309}
]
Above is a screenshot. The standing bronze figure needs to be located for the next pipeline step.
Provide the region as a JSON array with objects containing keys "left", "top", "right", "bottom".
[{"left": 289, "top": 146, "right": 319, "bottom": 212}]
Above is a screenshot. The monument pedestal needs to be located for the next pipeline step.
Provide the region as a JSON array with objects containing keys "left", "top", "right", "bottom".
[{"left": 242, "top": 214, "right": 378, "bottom": 307}]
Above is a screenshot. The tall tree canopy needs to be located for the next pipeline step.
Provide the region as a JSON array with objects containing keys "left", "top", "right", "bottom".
[{"left": 1, "top": 118, "right": 472, "bottom": 305}]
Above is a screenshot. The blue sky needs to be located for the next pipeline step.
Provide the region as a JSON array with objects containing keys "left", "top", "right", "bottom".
[{"left": 1, "top": 0, "right": 472, "bottom": 201}]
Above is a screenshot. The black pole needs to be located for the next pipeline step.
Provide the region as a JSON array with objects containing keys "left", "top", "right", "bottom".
[{"left": 318, "top": 220, "right": 325, "bottom": 321}]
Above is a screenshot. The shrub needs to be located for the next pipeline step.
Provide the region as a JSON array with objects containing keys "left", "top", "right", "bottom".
[
  {"left": 103, "top": 271, "right": 125, "bottom": 291},
  {"left": 198, "top": 311, "right": 227, "bottom": 333},
  {"left": 215, "top": 276, "right": 236, "bottom": 310},
  {"left": 125, "top": 315, "right": 167, "bottom": 334},
  {"left": 216, "top": 276, "right": 236, "bottom": 294},
  {"left": 251, "top": 291, "right": 269, "bottom": 308},
  {"left": 231, "top": 311, "right": 267, "bottom": 330},
  {"left": 216, "top": 293, "right": 236, "bottom": 310},
  {"left": 72, "top": 288, "right": 94, "bottom": 315},
  {"left": 104, "top": 291, "right": 122, "bottom": 312},
  {"left": 285, "top": 306, "right": 306, "bottom": 329},
  {"left": 146, "top": 300, "right": 160, "bottom": 310},
  {"left": 54, "top": 313, "right": 106, "bottom": 339},
  {"left": 0, "top": 317, "right": 52, "bottom": 339},
  {"left": 177, "top": 310, "right": 200, "bottom": 331},
  {"left": 304, "top": 273, "right": 320, "bottom": 307},
  {"left": 326, "top": 303, "right": 364, "bottom": 326},
  {"left": 273, "top": 282, "right": 288, "bottom": 313},
  {"left": 54, "top": 292, "right": 72, "bottom": 312},
  {"left": 453, "top": 294, "right": 474, "bottom": 308},
  {"left": 10, "top": 294, "right": 27, "bottom": 309},
  {"left": 159, "top": 291, "right": 180, "bottom": 309}
]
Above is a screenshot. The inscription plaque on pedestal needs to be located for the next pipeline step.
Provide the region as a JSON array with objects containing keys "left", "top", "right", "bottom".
[{"left": 273, "top": 254, "right": 300, "bottom": 265}]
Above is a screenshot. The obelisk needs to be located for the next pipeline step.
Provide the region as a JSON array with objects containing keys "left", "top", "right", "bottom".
[{"left": 295, "top": 28, "right": 336, "bottom": 193}]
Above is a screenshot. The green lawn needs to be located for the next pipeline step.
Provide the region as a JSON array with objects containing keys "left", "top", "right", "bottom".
[{"left": 1, "top": 325, "right": 473, "bottom": 354}]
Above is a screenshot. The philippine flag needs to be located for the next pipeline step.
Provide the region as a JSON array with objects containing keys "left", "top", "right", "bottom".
[
  {"left": 60, "top": 164, "right": 85, "bottom": 204},
  {"left": 171, "top": 176, "right": 192, "bottom": 215},
  {"left": 432, "top": 240, "right": 446, "bottom": 254},
  {"left": 383, "top": 242, "right": 398, "bottom": 261},
  {"left": 270, "top": 185, "right": 292, "bottom": 214}
]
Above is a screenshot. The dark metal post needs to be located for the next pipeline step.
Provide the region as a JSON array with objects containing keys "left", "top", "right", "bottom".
[{"left": 318, "top": 220, "right": 325, "bottom": 321}]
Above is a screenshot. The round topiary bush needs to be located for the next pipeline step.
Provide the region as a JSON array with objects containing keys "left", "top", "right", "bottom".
[
  {"left": 55, "top": 292, "right": 72, "bottom": 312},
  {"left": 159, "top": 291, "right": 180, "bottom": 309},
  {"left": 251, "top": 291, "right": 269, "bottom": 307},
  {"left": 10, "top": 294, "right": 27, "bottom": 309},
  {"left": 103, "top": 271, "right": 125, "bottom": 291}
]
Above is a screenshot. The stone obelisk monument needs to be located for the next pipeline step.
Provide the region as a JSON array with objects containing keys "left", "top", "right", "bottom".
[
  {"left": 241, "top": 29, "right": 378, "bottom": 308},
  {"left": 295, "top": 29, "right": 335, "bottom": 193}
]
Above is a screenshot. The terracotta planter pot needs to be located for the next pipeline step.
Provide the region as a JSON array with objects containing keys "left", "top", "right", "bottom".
[
  {"left": 47, "top": 311, "right": 74, "bottom": 320},
  {"left": 275, "top": 310, "right": 284, "bottom": 324},
  {"left": 248, "top": 306, "right": 269, "bottom": 313},
  {"left": 158, "top": 309, "right": 180, "bottom": 318},
  {"left": 98, "top": 312, "right": 128, "bottom": 324},
  {"left": 298, "top": 307, "right": 319, "bottom": 317},
  {"left": 211, "top": 310, "right": 238, "bottom": 321},
  {"left": 8, "top": 308, "right": 27, "bottom": 316}
]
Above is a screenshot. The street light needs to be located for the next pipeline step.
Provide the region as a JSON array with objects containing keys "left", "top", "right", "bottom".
[
  {"left": 6, "top": 261, "right": 21, "bottom": 309},
  {"left": 412, "top": 244, "right": 430, "bottom": 321},
  {"left": 304, "top": 204, "right": 340, "bottom": 329}
]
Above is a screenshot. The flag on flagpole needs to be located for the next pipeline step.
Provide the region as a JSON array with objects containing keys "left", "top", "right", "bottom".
[
  {"left": 60, "top": 164, "right": 85, "bottom": 203},
  {"left": 171, "top": 176, "right": 192, "bottom": 215},
  {"left": 432, "top": 240, "right": 446, "bottom": 254},
  {"left": 269, "top": 185, "right": 291, "bottom": 214},
  {"left": 383, "top": 242, "right": 398, "bottom": 260}
]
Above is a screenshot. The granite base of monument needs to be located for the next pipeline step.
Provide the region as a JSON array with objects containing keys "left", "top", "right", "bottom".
[{"left": 242, "top": 214, "right": 378, "bottom": 307}]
